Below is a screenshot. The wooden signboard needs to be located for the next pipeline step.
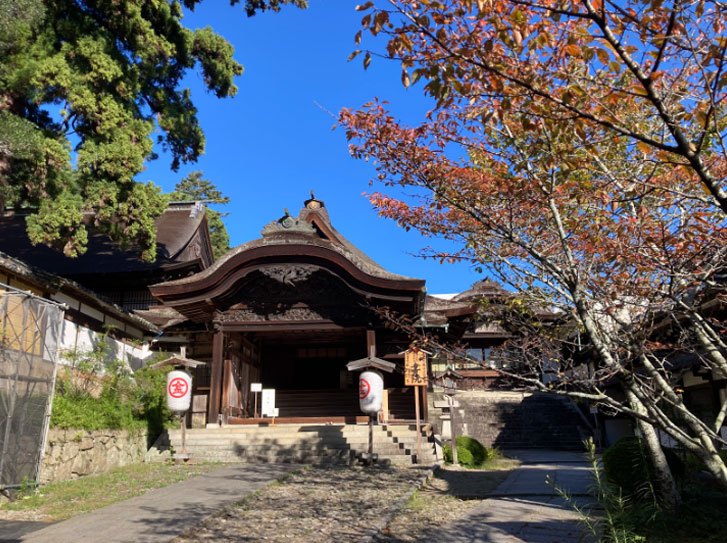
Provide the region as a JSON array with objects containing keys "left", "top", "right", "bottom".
[
  {"left": 404, "top": 350, "right": 428, "bottom": 386},
  {"left": 405, "top": 349, "right": 428, "bottom": 464}
]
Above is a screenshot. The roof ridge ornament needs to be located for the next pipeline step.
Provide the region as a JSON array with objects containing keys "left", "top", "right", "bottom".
[
  {"left": 261, "top": 209, "right": 316, "bottom": 237},
  {"left": 304, "top": 190, "right": 324, "bottom": 210}
]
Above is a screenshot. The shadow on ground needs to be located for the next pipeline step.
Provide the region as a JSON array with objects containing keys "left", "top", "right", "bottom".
[{"left": 0, "top": 520, "right": 55, "bottom": 543}]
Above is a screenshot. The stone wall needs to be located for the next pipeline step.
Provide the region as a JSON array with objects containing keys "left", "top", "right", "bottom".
[
  {"left": 428, "top": 390, "right": 593, "bottom": 450},
  {"left": 41, "top": 429, "right": 148, "bottom": 484}
]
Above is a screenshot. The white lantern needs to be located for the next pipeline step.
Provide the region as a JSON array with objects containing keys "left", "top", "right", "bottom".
[
  {"left": 166, "top": 370, "right": 192, "bottom": 412},
  {"left": 359, "top": 370, "right": 384, "bottom": 414}
]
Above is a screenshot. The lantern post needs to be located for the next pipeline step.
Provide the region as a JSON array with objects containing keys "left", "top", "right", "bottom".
[
  {"left": 434, "top": 366, "right": 463, "bottom": 466},
  {"left": 151, "top": 348, "right": 205, "bottom": 463},
  {"left": 346, "top": 347, "right": 396, "bottom": 465}
]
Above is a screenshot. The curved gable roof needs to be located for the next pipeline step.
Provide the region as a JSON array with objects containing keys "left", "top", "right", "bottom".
[{"left": 150, "top": 197, "right": 426, "bottom": 321}]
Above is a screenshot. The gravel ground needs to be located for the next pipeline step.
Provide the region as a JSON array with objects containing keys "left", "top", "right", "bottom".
[
  {"left": 377, "top": 462, "right": 518, "bottom": 542},
  {"left": 173, "top": 464, "right": 432, "bottom": 543},
  {"left": 173, "top": 461, "right": 519, "bottom": 543}
]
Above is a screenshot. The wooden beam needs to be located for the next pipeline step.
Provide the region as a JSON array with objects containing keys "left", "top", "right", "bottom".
[
  {"left": 208, "top": 328, "right": 224, "bottom": 424},
  {"left": 222, "top": 321, "right": 347, "bottom": 332}
]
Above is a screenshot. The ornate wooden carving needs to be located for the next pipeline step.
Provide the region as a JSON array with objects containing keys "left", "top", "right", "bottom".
[
  {"left": 259, "top": 264, "right": 318, "bottom": 286},
  {"left": 219, "top": 266, "right": 370, "bottom": 325},
  {"left": 221, "top": 307, "right": 326, "bottom": 322}
]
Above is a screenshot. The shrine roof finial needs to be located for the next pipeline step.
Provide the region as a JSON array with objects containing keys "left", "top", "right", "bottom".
[{"left": 304, "top": 191, "right": 324, "bottom": 210}]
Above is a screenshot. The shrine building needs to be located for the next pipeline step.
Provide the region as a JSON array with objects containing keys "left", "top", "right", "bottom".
[{"left": 144, "top": 195, "right": 478, "bottom": 425}]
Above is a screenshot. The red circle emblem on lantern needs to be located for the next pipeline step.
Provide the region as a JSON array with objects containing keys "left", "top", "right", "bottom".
[
  {"left": 168, "top": 377, "right": 189, "bottom": 398},
  {"left": 359, "top": 378, "right": 371, "bottom": 399}
]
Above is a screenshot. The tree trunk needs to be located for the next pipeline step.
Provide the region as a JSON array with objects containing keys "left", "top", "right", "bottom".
[
  {"left": 626, "top": 389, "right": 681, "bottom": 511},
  {"left": 691, "top": 431, "right": 727, "bottom": 488}
]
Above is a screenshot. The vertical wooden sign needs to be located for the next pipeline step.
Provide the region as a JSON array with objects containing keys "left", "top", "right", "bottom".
[
  {"left": 405, "top": 350, "right": 428, "bottom": 463},
  {"left": 404, "top": 350, "right": 428, "bottom": 387}
]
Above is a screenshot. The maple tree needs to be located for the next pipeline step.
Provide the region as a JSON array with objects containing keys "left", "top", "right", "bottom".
[{"left": 341, "top": 0, "right": 727, "bottom": 505}]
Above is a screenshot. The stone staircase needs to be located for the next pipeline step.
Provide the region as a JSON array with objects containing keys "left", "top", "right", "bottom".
[
  {"left": 147, "top": 423, "right": 438, "bottom": 465},
  {"left": 430, "top": 390, "right": 593, "bottom": 451}
]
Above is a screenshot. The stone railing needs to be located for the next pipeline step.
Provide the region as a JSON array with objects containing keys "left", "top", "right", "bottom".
[{"left": 41, "top": 429, "right": 148, "bottom": 484}]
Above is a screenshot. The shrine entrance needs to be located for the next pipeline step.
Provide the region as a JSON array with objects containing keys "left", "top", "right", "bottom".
[{"left": 221, "top": 329, "right": 415, "bottom": 423}]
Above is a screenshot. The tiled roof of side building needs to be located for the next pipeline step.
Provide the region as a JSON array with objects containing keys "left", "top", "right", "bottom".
[
  {"left": 0, "top": 250, "right": 158, "bottom": 334},
  {"left": 0, "top": 202, "right": 212, "bottom": 276}
]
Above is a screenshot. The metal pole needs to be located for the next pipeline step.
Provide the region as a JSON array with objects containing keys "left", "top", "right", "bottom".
[{"left": 414, "top": 385, "right": 422, "bottom": 464}]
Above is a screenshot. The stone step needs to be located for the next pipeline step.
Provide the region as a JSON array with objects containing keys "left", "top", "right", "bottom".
[
  {"left": 150, "top": 422, "right": 436, "bottom": 465},
  {"left": 168, "top": 424, "right": 424, "bottom": 435},
  {"left": 165, "top": 429, "right": 428, "bottom": 441},
  {"left": 162, "top": 436, "right": 425, "bottom": 446},
  {"left": 170, "top": 443, "right": 424, "bottom": 454},
  {"left": 163, "top": 434, "right": 428, "bottom": 445}
]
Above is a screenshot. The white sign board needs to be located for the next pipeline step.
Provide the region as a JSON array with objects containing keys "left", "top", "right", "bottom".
[
  {"left": 250, "top": 382, "right": 262, "bottom": 392},
  {"left": 261, "top": 388, "right": 276, "bottom": 417}
]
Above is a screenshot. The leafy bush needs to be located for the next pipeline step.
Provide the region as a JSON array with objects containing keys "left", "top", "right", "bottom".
[
  {"left": 130, "top": 364, "right": 176, "bottom": 439},
  {"left": 51, "top": 347, "right": 176, "bottom": 442},
  {"left": 443, "top": 436, "right": 496, "bottom": 468},
  {"left": 602, "top": 437, "right": 685, "bottom": 503}
]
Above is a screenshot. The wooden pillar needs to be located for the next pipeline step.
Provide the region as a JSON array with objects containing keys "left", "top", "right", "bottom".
[
  {"left": 421, "top": 384, "right": 428, "bottom": 422},
  {"left": 366, "top": 329, "right": 376, "bottom": 357},
  {"left": 221, "top": 359, "right": 232, "bottom": 423},
  {"left": 208, "top": 327, "right": 224, "bottom": 425}
]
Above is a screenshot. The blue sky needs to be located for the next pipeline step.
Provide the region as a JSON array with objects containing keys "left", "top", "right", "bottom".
[{"left": 142, "top": 0, "right": 480, "bottom": 294}]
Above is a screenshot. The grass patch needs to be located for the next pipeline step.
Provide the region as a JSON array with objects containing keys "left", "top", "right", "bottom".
[
  {"left": 0, "top": 462, "right": 220, "bottom": 521},
  {"left": 634, "top": 487, "right": 727, "bottom": 543},
  {"left": 553, "top": 439, "right": 727, "bottom": 543}
]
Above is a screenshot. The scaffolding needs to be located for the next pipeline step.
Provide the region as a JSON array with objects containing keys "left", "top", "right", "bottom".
[{"left": 0, "top": 283, "right": 65, "bottom": 491}]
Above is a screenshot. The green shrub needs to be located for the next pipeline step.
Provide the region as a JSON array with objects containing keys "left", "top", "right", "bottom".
[
  {"left": 51, "top": 355, "right": 175, "bottom": 442},
  {"left": 130, "top": 364, "right": 176, "bottom": 438},
  {"left": 442, "top": 436, "right": 494, "bottom": 468},
  {"left": 602, "top": 437, "right": 685, "bottom": 503}
]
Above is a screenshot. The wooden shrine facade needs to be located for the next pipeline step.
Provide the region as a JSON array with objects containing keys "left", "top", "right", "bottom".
[{"left": 149, "top": 196, "right": 437, "bottom": 424}]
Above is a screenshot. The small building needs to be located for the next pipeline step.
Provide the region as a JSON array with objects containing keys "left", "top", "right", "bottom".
[{"left": 0, "top": 250, "right": 157, "bottom": 369}]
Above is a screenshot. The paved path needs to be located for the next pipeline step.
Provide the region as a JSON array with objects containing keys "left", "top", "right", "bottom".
[
  {"left": 11, "top": 463, "right": 303, "bottom": 543},
  {"left": 423, "top": 450, "right": 596, "bottom": 543}
]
